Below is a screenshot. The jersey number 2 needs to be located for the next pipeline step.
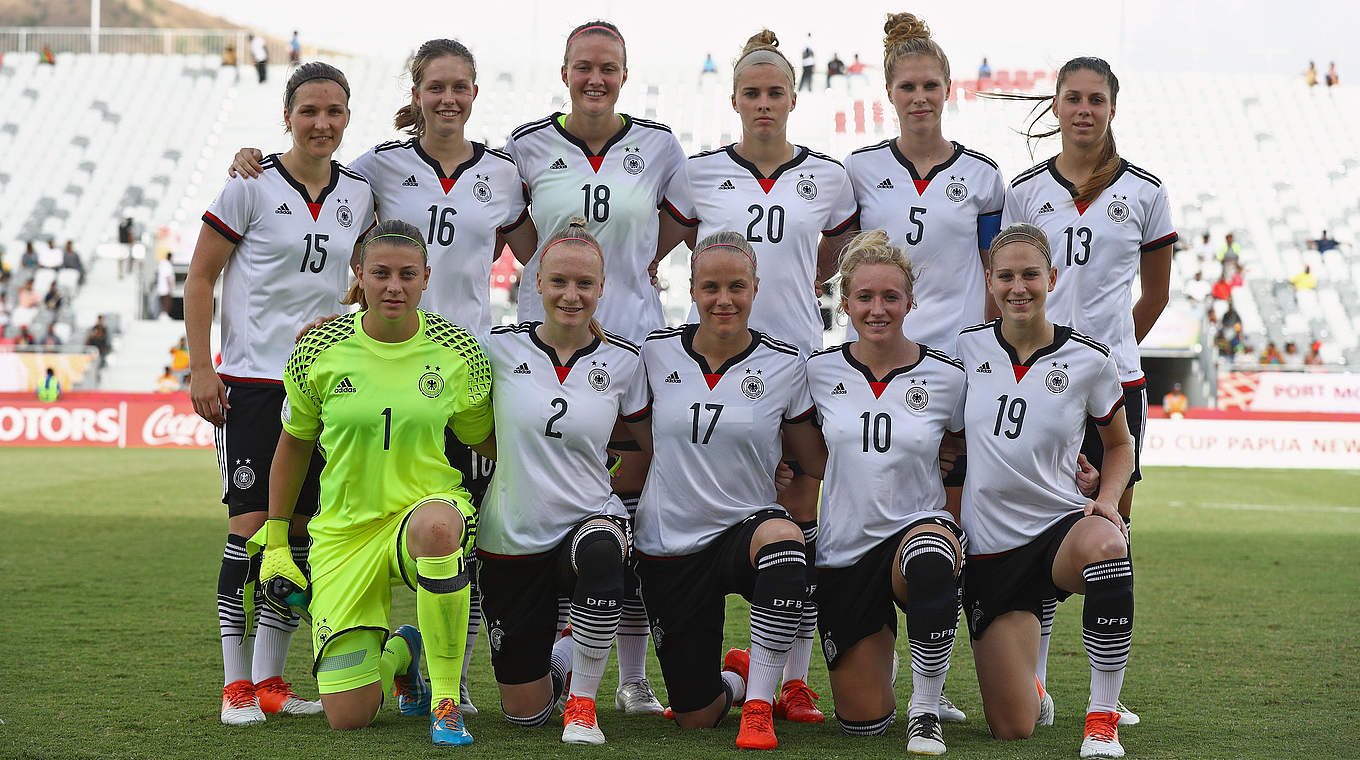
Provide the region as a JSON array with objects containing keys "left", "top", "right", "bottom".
[{"left": 544, "top": 397, "right": 568, "bottom": 439}]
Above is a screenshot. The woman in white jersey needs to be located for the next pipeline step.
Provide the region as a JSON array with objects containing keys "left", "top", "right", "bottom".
[
  {"left": 186, "top": 62, "right": 375, "bottom": 727},
  {"left": 657, "top": 28, "right": 858, "bottom": 723},
  {"left": 955, "top": 223, "right": 1135, "bottom": 760},
  {"left": 805, "top": 230, "right": 967, "bottom": 755},
  {"left": 505, "top": 20, "right": 687, "bottom": 713},
  {"left": 476, "top": 219, "right": 647, "bottom": 746},
  {"left": 230, "top": 39, "right": 540, "bottom": 715},
  {"left": 994, "top": 57, "right": 1174, "bottom": 726},
  {"left": 627, "top": 232, "right": 826, "bottom": 751}
]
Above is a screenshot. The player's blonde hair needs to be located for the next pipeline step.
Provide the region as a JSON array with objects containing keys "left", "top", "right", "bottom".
[
  {"left": 837, "top": 228, "right": 916, "bottom": 306},
  {"left": 882, "top": 12, "right": 951, "bottom": 88},
  {"left": 395, "top": 39, "right": 477, "bottom": 137},
  {"left": 983, "top": 57, "right": 1121, "bottom": 208},
  {"left": 344, "top": 219, "right": 427, "bottom": 309},
  {"left": 988, "top": 222, "right": 1053, "bottom": 270},
  {"left": 691, "top": 231, "right": 757, "bottom": 277},
  {"left": 733, "top": 29, "right": 796, "bottom": 91},
  {"left": 539, "top": 217, "right": 608, "bottom": 343}
]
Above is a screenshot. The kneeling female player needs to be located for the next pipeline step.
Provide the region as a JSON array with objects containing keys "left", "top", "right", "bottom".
[
  {"left": 259, "top": 220, "right": 494, "bottom": 746},
  {"left": 627, "top": 232, "right": 826, "bottom": 751},
  {"left": 475, "top": 219, "right": 648, "bottom": 745},
  {"left": 956, "top": 223, "right": 1135, "bottom": 759}
]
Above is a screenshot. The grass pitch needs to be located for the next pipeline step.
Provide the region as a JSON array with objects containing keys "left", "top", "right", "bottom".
[{"left": 0, "top": 449, "right": 1356, "bottom": 759}]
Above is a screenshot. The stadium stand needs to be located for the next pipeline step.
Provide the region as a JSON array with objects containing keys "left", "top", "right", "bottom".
[{"left": 1, "top": 47, "right": 1356, "bottom": 390}]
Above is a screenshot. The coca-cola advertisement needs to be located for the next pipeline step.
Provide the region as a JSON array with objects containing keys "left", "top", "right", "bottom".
[{"left": 0, "top": 392, "right": 216, "bottom": 448}]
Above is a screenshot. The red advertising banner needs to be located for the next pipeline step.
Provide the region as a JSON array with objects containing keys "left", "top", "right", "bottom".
[{"left": 0, "top": 392, "right": 215, "bottom": 448}]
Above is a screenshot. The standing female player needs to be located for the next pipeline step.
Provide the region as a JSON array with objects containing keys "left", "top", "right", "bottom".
[
  {"left": 187, "top": 62, "right": 375, "bottom": 726},
  {"left": 840, "top": 12, "right": 1005, "bottom": 724},
  {"left": 230, "top": 39, "right": 539, "bottom": 714},
  {"left": 806, "top": 230, "right": 966, "bottom": 755},
  {"left": 476, "top": 219, "right": 647, "bottom": 745},
  {"left": 996, "top": 58, "right": 1174, "bottom": 724},
  {"left": 957, "top": 223, "right": 1135, "bottom": 759},
  {"left": 628, "top": 232, "right": 827, "bottom": 751},
  {"left": 506, "top": 20, "right": 687, "bottom": 714},
  {"left": 657, "top": 29, "right": 858, "bottom": 722},
  {"left": 260, "top": 220, "right": 494, "bottom": 745}
]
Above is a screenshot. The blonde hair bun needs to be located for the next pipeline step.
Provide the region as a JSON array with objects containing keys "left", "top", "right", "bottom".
[{"left": 883, "top": 12, "right": 931, "bottom": 45}]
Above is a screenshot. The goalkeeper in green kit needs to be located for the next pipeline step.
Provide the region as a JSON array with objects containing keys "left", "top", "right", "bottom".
[{"left": 258, "top": 218, "right": 495, "bottom": 746}]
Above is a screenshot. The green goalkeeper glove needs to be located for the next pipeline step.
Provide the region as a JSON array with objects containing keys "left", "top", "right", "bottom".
[{"left": 255, "top": 518, "right": 308, "bottom": 617}]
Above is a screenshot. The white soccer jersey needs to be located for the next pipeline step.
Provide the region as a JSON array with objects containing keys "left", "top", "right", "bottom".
[
  {"left": 633, "top": 326, "right": 815, "bottom": 557},
  {"left": 807, "top": 343, "right": 965, "bottom": 568},
  {"left": 507, "top": 114, "right": 686, "bottom": 341},
  {"left": 663, "top": 145, "right": 858, "bottom": 355},
  {"left": 348, "top": 140, "right": 528, "bottom": 333},
  {"left": 956, "top": 321, "right": 1124, "bottom": 555},
  {"left": 844, "top": 140, "right": 1004, "bottom": 355},
  {"left": 1001, "top": 158, "right": 1177, "bottom": 382},
  {"left": 203, "top": 155, "right": 375, "bottom": 382},
  {"left": 477, "top": 323, "right": 648, "bottom": 556}
]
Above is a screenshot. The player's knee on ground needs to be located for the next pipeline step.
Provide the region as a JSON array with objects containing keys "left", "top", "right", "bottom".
[
  {"left": 838, "top": 710, "right": 895, "bottom": 736},
  {"left": 988, "top": 716, "right": 1035, "bottom": 741}
]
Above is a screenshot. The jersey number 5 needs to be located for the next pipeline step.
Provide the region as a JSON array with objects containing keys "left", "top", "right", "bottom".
[{"left": 300, "top": 233, "right": 328, "bottom": 273}]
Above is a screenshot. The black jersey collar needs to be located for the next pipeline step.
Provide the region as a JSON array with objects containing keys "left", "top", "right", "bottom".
[
  {"left": 724, "top": 144, "right": 809, "bottom": 192},
  {"left": 681, "top": 323, "right": 761, "bottom": 388},
  {"left": 268, "top": 154, "right": 340, "bottom": 221},
  {"left": 1046, "top": 157, "right": 1129, "bottom": 212},
  {"left": 888, "top": 139, "right": 963, "bottom": 184},
  {"left": 551, "top": 112, "right": 633, "bottom": 171},
  {"left": 529, "top": 321, "right": 602, "bottom": 383},
  {"left": 993, "top": 321, "right": 1071, "bottom": 382},
  {"left": 412, "top": 139, "right": 486, "bottom": 193},
  {"left": 841, "top": 342, "right": 927, "bottom": 398}
]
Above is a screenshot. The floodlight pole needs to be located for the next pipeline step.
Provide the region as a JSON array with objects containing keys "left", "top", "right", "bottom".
[{"left": 91, "top": 0, "right": 101, "bottom": 54}]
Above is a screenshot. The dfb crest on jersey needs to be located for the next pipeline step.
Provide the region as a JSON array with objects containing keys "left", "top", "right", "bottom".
[
  {"left": 336, "top": 204, "right": 353, "bottom": 227},
  {"left": 489, "top": 625, "right": 504, "bottom": 653},
  {"left": 1045, "top": 368, "right": 1069, "bottom": 394},
  {"left": 742, "top": 374, "right": 765, "bottom": 399},
  {"left": 623, "top": 148, "right": 646, "bottom": 175},
  {"left": 796, "top": 175, "right": 818, "bottom": 200},
  {"left": 316, "top": 621, "right": 332, "bottom": 644},
  {"left": 946, "top": 182, "right": 968, "bottom": 202},
  {"left": 589, "top": 367, "right": 610, "bottom": 391},
  {"left": 906, "top": 385, "right": 929, "bottom": 411},
  {"left": 822, "top": 637, "right": 838, "bottom": 664},
  {"left": 1107, "top": 199, "right": 1130, "bottom": 223},
  {"left": 233, "top": 464, "right": 256, "bottom": 490},
  {"left": 419, "top": 368, "right": 445, "bottom": 398},
  {"left": 650, "top": 623, "right": 664, "bottom": 648},
  {"left": 473, "top": 180, "right": 493, "bottom": 203}
]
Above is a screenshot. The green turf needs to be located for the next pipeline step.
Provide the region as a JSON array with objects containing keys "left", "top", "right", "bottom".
[{"left": 0, "top": 450, "right": 1356, "bottom": 759}]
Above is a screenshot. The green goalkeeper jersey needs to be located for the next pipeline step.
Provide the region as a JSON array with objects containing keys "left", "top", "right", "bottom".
[{"left": 281, "top": 310, "right": 493, "bottom": 541}]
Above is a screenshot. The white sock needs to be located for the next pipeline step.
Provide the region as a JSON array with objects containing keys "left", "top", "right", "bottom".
[
  {"left": 251, "top": 606, "right": 298, "bottom": 683},
  {"left": 616, "top": 597, "right": 650, "bottom": 684},
  {"left": 909, "top": 670, "right": 945, "bottom": 718},
  {"left": 222, "top": 636, "right": 254, "bottom": 687},
  {"left": 721, "top": 669, "right": 746, "bottom": 704},
  {"left": 747, "top": 644, "right": 787, "bottom": 705},
  {"left": 780, "top": 607, "right": 815, "bottom": 683},
  {"left": 551, "top": 633, "right": 575, "bottom": 681},
  {"left": 1090, "top": 668, "right": 1125, "bottom": 714}
]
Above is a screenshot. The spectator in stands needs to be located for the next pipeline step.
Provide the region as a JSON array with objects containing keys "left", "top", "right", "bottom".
[
  {"left": 1194, "top": 231, "right": 1216, "bottom": 266},
  {"left": 1305, "top": 61, "right": 1318, "bottom": 87},
  {"left": 289, "top": 31, "right": 301, "bottom": 69},
  {"left": 1211, "top": 272, "right": 1233, "bottom": 301},
  {"left": 1226, "top": 262, "right": 1245, "bottom": 289},
  {"left": 701, "top": 53, "right": 718, "bottom": 78},
  {"left": 847, "top": 53, "right": 868, "bottom": 81},
  {"left": 826, "top": 52, "right": 846, "bottom": 89},
  {"left": 118, "top": 216, "right": 136, "bottom": 277},
  {"left": 86, "top": 317, "right": 110, "bottom": 368},
  {"left": 1305, "top": 342, "right": 1324, "bottom": 365},
  {"left": 1260, "top": 342, "right": 1283, "bottom": 364},
  {"left": 40, "top": 45, "right": 55, "bottom": 66},
  {"left": 1325, "top": 62, "right": 1339, "bottom": 88},
  {"left": 799, "top": 34, "right": 815, "bottom": 92},
  {"left": 43, "top": 282, "right": 64, "bottom": 312},
  {"left": 1221, "top": 300, "right": 1242, "bottom": 332},
  {"left": 1234, "top": 339, "right": 1256, "bottom": 367},
  {"left": 978, "top": 56, "right": 992, "bottom": 82},
  {"left": 40, "top": 325, "right": 61, "bottom": 347},
  {"left": 156, "top": 366, "right": 181, "bottom": 393},
  {"left": 14, "top": 280, "right": 39, "bottom": 327},
  {"left": 1218, "top": 232, "right": 1241, "bottom": 269},
  {"left": 1283, "top": 341, "right": 1305, "bottom": 368},
  {"left": 62, "top": 241, "right": 85, "bottom": 285},
  {"left": 0, "top": 293, "right": 9, "bottom": 327},
  {"left": 1184, "top": 270, "right": 1211, "bottom": 304},
  {"left": 1162, "top": 383, "right": 1188, "bottom": 418},
  {"left": 1290, "top": 264, "right": 1317, "bottom": 291},
  {"left": 0, "top": 249, "right": 10, "bottom": 286},
  {"left": 36, "top": 368, "right": 61, "bottom": 402},
  {"left": 170, "top": 336, "right": 190, "bottom": 379},
  {"left": 38, "top": 240, "right": 63, "bottom": 270},
  {"left": 156, "top": 251, "right": 174, "bottom": 319},
  {"left": 16, "top": 325, "right": 35, "bottom": 347},
  {"left": 221, "top": 43, "right": 237, "bottom": 79},
  {"left": 249, "top": 33, "right": 268, "bottom": 84},
  {"left": 1310, "top": 229, "right": 1339, "bottom": 254},
  {"left": 21, "top": 241, "right": 38, "bottom": 270}
]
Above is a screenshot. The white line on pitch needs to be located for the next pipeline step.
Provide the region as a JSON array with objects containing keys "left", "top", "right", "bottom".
[{"left": 1166, "top": 501, "right": 1360, "bottom": 514}]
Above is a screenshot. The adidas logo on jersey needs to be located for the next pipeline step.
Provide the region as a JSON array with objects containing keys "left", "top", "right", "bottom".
[
  {"left": 333, "top": 377, "right": 357, "bottom": 393},
  {"left": 549, "top": 158, "right": 568, "bottom": 170},
  {"left": 402, "top": 175, "right": 419, "bottom": 187},
  {"left": 664, "top": 371, "right": 682, "bottom": 384},
  {"left": 1038, "top": 202, "right": 1055, "bottom": 214},
  {"left": 831, "top": 382, "right": 847, "bottom": 395},
  {"left": 877, "top": 178, "right": 894, "bottom": 189},
  {"left": 513, "top": 362, "right": 532, "bottom": 374},
  {"left": 717, "top": 179, "right": 736, "bottom": 190},
  {"left": 976, "top": 361, "right": 992, "bottom": 374},
  {"left": 275, "top": 203, "right": 291, "bottom": 215}
]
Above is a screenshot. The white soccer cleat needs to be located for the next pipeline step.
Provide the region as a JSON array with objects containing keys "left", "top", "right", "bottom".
[
  {"left": 562, "top": 696, "right": 606, "bottom": 745},
  {"left": 460, "top": 680, "right": 479, "bottom": 717},
  {"left": 1115, "top": 699, "right": 1139, "bottom": 726},
  {"left": 1080, "top": 711, "right": 1125, "bottom": 758},
  {"left": 221, "top": 679, "right": 266, "bottom": 726},
  {"left": 1037, "top": 678, "right": 1055, "bottom": 727},
  {"left": 906, "top": 713, "right": 947, "bottom": 755},
  {"left": 255, "top": 676, "right": 323, "bottom": 715},
  {"left": 938, "top": 694, "right": 966, "bottom": 723},
  {"left": 615, "top": 679, "right": 665, "bottom": 715}
]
